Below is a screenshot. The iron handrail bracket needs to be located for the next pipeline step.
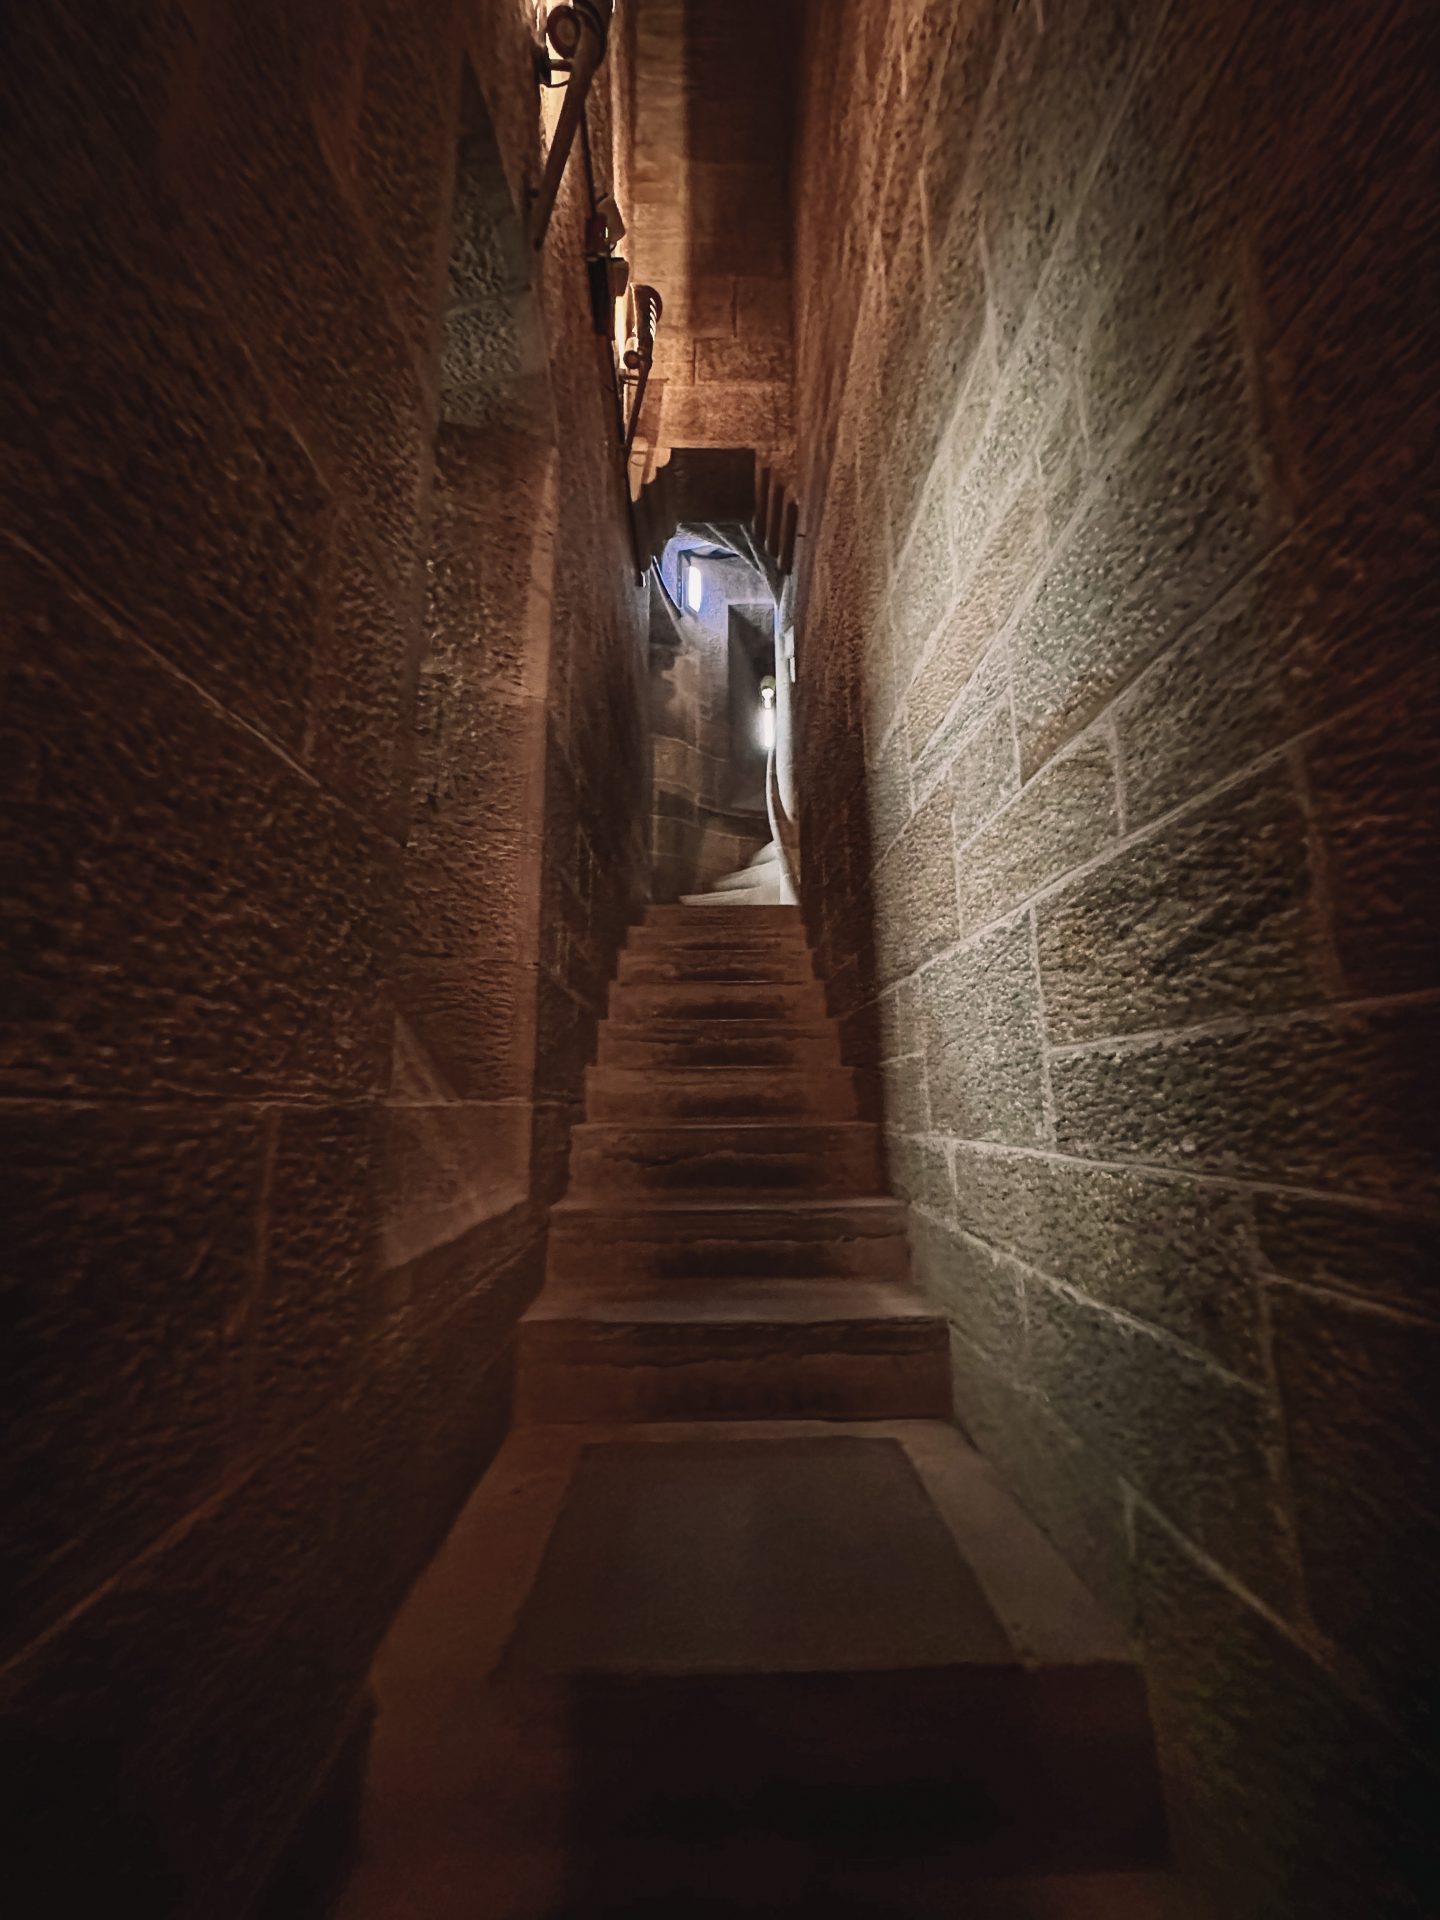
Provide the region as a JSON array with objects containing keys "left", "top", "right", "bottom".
[
  {"left": 528, "top": 1, "right": 613, "bottom": 250},
  {"left": 622, "top": 283, "right": 663, "bottom": 458}
]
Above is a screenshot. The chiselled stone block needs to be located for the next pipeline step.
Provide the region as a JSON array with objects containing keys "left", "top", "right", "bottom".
[
  {"left": 922, "top": 917, "right": 1048, "bottom": 1147},
  {"left": 1051, "top": 1000, "right": 1440, "bottom": 1205},
  {"left": 1, "top": 1104, "right": 261, "bottom": 1649},
  {"left": 1303, "top": 669, "right": 1440, "bottom": 997},
  {"left": 956, "top": 727, "right": 1118, "bottom": 938},
  {"left": 1011, "top": 309, "right": 1269, "bottom": 780},
  {"left": 1027, "top": 1279, "right": 1295, "bottom": 1609},
  {"left": 1253, "top": 1190, "right": 1439, "bottom": 1318},
  {"left": 909, "top": 1216, "right": 1025, "bottom": 1370},
  {"left": 1136, "top": 1510, "right": 1432, "bottom": 1920},
  {"left": 1269, "top": 1285, "right": 1439, "bottom": 1748},
  {"left": 1, "top": 587, "right": 398, "bottom": 1101},
  {"left": 950, "top": 1145, "right": 1262, "bottom": 1375},
  {"left": 1036, "top": 762, "right": 1323, "bottom": 1043},
  {"left": 872, "top": 782, "right": 960, "bottom": 985}
]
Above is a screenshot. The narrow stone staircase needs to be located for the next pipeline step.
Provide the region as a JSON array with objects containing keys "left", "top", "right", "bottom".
[
  {"left": 682, "top": 838, "right": 787, "bottom": 905},
  {"left": 518, "top": 902, "right": 950, "bottom": 1422},
  {"left": 339, "top": 905, "right": 1205, "bottom": 1919}
]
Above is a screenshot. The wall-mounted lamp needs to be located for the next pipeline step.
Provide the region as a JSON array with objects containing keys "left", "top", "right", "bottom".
[
  {"left": 759, "top": 676, "right": 777, "bottom": 752},
  {"left": 528, "top": 0, "right": 613, "bottom": 249}
]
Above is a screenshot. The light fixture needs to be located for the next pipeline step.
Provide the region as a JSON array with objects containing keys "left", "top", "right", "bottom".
[
  {"left": 759, "top": 677, "right": 777, "bottom": 752},
  {"left": 684, "top": 556, "right": 704, "bottom": 612}
]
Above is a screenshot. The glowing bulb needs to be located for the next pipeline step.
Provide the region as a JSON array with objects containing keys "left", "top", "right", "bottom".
[
  {"left": 684, "top": 558, "right": 703, "bottom": 611},
  {"left": 758, "top": 682, "right": 776, "bottom": 751}
]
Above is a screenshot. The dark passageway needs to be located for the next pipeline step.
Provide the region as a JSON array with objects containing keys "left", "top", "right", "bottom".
[{"left": 2, "top": 3, "right": 1435, "bottom": 1917}]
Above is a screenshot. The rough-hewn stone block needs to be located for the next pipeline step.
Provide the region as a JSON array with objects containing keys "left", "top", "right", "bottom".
[
  {"left": 1051, "top": 1001, "right": 1440, "bottom": 1204},
  {"left": 889, "top": 471, "right": 958, "bottom": 682},
  {"left": 883, "top": 1130, "right": 951, "bottom": 1219},
  {"left": 1269, "top": 1286, "right": 1439, "bottom": 1748},
  {"left": 949, "top": 1330, "right": 1136, "bottom": 1628},
  {"left": 252, "top": 1107, "right": 383, "bottom": 1446},
  {"left": 908, "top": 482, "right": 1044, "bottom": 762},
  {"left": 695, "top": 338, "right": 791, "bottom": 385},
  {"left": 910, "top": 1216, "right": 1025, "bottom": 1370},
  {"left": 922, "top": 917, "right": 1049, "bottom": 1147},
  {"left": 1253, "top": 1191, "right": 1439, "bottom": 1318},
  {"left": 1, "top": 590, "right": 398, "bottom": 1100},
  {"left": 1011, "top": 309, "right": 1269, "bottom": 779},
  {"left": 1, "top": 222, "right": 330, "bottom": 752},
  {"left": 1028, "top": 1280, "right": 1295, "bottom": 1608},
  {"left": 1, "top": 1105, "right": 260, "bottom": 1648},
  {"left": 951, "top": 1146, "right": 1262, "bottom": 1375},
  {"left": 956, "top": 727, "right": 1118, "bottom": 937},
  {"left": 872, "top": 782, "right": 959, "bottom": 985},
  {"left": 938, "top": 674, "right": 1021, "bottom": 847},
  {"left": 1304, "top": 672, "right": 1440, "bottom": 997},
  {"left": 1037, "top": 763, "right": 1323, "bottom": 1043},
  {"left": 1136, "top": 1510, "right": 1433, "bottom": 1920}
]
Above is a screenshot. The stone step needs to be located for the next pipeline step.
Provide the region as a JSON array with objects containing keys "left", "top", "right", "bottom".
[
  {"left": 546, "top": 1195, "right": 910, "bottom": 1284},
  {"left": 340, "top": 1421, "right": 1175, "bottom": 1919},
  {"left": 568, "top": 1121, "right": 883, "bottom": 1196},
  {"left": 466, "top": 1665, "right": 1168, "bottom": 1894},
  {"left": 606, "top": 979, "right": 828, "bottom": 1024},
  {"left": 680, "top": 883, "right": 784, "bottom": 905},
  {"left": 517, "top": 1279, "right": 950, "bottom": 1421},
  {"left": 712, "top": 864, "right": 773, "bottom": 892},
  {"left": 623, "top": 930, "right": 809, "bottom": 964},
  {"left": 586, "top": 1064, "right": 860, "bottom": 1122},
  {"left": 645, "top": 902, "right": 800, "bottom": 930},
  {"left": 616, "top": 948, "right": 814, "bottom": 986},
  {"left": 596, "top": 1021, "right": 842, "bottom": 1072}
]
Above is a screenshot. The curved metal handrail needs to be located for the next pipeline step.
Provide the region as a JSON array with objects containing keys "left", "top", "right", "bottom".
[{"left": 764, "top": 746, "right": 800, "bottom": 906}]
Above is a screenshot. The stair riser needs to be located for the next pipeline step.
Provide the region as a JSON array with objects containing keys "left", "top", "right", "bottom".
[
  {"left": 645, "top": 905, "right": 799, "bottom": 927},
  {"left": 517, "top": 1346, "right": 951, "bottom": 1423},
  {"left": 476, "top": 1669, "right": 1167, "bottom": 1881},
  {"left": 608, "top": 984, "right": 827, "bottom": 1024},
  {"left": 625, "top": 928, "right": 807, "bottom": 954},
  {"left": 568, "top": 1145, "right": 882, "bottom": 1196},
  {"left": 586, "top": 1071, "right": 859, "bottom": 1123},
  {"left": 617, "top": 955, "right": 813, "bottom": 985},
  {"left": 597, "top": 1032, "right": 841, "bottom": 1072},
  {"left": 547, "top": 1227, "right": 910, "bottom": 1285}
]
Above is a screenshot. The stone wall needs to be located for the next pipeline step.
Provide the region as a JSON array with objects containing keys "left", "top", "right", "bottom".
[
  {"left": 621, "top": 0, "right": 797, "bottom": 484},
  {"left": 649, "top": 554, "right": 770, "bottom": 900},
  {"left": 790, "top": 1, "right": 1436, "bottom": 1912},
  {"left": 1, "top": 3, "right": 647, "bottom": 1912}
]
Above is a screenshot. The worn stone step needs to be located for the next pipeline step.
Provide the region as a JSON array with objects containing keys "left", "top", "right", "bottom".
[
  {"left": 568, "top": 1121, "right": 883, "bottom": 1196},
  {"left": 464, "top": 1663, "right": 1166, "bottom": 1886},
  {"left": 644, "top": 902, "right": 800, "bottom": 930},
  {"left": 546, "top": 1195, "right": 910, "bottom": 1284},
  {"left": 517, "top": 1280, "right": 950, "bottom": 1421},
  {"left": 597, "top": 1022, "right": 842, "bottom": 1072},
  {"left": 616, "top": 948, "right": 814, "bottom": 986},
  {"left": 628, "top": 917, "right": 807, "bottom": 947},
  {"left": 712, "top": 863, "right": 774, "bottom": 891},
  {"left": 607, "top": 979, "right": 828, "bottom": 1024},
  {"left": 681, "top": 883, "right": 785, "bottom": 904},
  {"left": 586, "top": 1064, "right": 860, "bottom": 1122}
]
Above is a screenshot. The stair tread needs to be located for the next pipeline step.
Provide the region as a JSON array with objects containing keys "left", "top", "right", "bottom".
[
  {"left": 551, "top": 1193, "right": 906, "bottom": 1217},
  {"left": 526, "top": 1279, "right": 942, "bottom": 1327}
]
